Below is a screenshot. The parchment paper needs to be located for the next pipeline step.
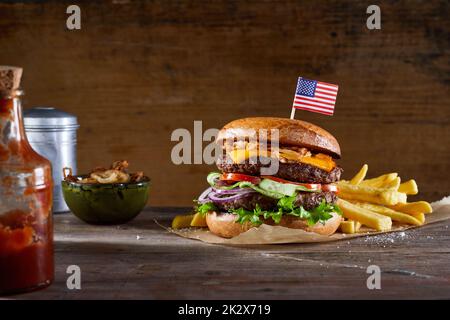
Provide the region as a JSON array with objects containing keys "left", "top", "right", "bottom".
[{"left": 163, "top": 197, "right": 450, "bottom": 245}]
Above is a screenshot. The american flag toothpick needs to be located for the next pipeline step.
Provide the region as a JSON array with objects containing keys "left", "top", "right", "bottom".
[{"left": 290, "top": 77, "right": 339, "bottom": 119}]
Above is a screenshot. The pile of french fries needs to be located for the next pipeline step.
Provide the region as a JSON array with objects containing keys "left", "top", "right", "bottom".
[{"left": 337, "top": 164, "right": 432, "bottom": 233}]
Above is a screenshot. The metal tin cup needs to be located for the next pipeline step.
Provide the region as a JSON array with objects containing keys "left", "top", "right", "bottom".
[{"left": 24, "top": 107, "right": 79, "bottom": 213}]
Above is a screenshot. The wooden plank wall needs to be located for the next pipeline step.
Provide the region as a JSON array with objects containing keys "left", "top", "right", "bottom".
[{"left": 0, "top": 0, "right": 448, "bottom": 206}]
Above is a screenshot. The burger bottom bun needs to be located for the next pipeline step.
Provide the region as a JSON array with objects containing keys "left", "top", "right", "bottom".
[
  {"left": 206, "top": 211, "right": 342, "bottom": 238},
  {"left": 205, "top": 211, "right": 254, "bottom": 239},
  {"left": 265, "top": 212, "right": 342, "bottom": 236}
]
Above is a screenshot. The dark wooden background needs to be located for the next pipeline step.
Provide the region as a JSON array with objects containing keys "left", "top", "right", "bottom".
[{"left": 0, "top": 0, "right": 448, "bottom": 206}]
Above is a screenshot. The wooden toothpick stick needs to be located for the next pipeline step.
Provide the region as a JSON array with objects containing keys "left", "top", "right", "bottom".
[{"left": 290, "top": 107, "right": 296, "bottom": 120}]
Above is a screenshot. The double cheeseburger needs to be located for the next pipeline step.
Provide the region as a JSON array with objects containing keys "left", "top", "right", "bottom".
[{"left": 196, "top": 117, "right": 343, "bottom": 238}]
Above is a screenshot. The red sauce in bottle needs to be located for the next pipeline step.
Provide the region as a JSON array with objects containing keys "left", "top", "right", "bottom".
[{"left": 0, "top": 91, "right": 54, "bottom": 294}]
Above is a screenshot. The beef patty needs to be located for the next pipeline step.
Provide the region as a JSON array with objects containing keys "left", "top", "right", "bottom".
[
  {"left": 294, "top": 191, "right": 337, "bottom": 211},
  {"left": 214, "top": 193, "right": 278, "bottom": 212},
  {"left": 212, "top": 191, "right": 337, "bottom": 212},
  {"left": 216, "top": 155, "right": 343, "bottom": 184}
]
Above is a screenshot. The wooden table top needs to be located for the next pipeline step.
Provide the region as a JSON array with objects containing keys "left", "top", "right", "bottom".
[{"left": 11, "top": 207, "right": 450, "bottom": 300}]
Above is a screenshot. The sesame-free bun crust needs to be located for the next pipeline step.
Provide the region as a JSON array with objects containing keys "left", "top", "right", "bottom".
[
  {"left": 267, "top": 212, "right": 342, "bottom": 236},
  {"left": 205, "top": 212, "right": 254, "bottom": 238},
  {"left": 216, "top": 117, "right": 341, "bottom": 158},
  {"left": 206, "top": 211, "right": 342, "bottom": 238}
]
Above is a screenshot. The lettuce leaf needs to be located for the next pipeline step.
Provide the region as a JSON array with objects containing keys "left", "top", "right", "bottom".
[
  {"left": 258, "top": 179, "right": 318, "bottom": 195},
  {"left": 196, "top": 202, "right": 217, "bottom": 216},
  {"left": 236, "top": 181, "right": 286, "bottom": 199},
  {"left": 230, "top": 198, "right": 341, "bottom": 226}
]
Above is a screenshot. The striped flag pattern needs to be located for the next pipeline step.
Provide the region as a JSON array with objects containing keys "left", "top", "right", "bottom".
[{"left": 292, "top": 77, "right": 339, "bottom": 116}]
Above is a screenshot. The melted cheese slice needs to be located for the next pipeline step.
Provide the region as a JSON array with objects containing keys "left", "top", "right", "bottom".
[
  {"left": 279, "top": 148, "right": 303, "bottom": 161},
  {"left": 228, "top": 148, "right": 270, "bottom": 164},
  {"left": 227, "top": 148, "right": 336, "bottom": 172},
  {"left": 297, "top": 154, "right": 335, "bottom": 172}
]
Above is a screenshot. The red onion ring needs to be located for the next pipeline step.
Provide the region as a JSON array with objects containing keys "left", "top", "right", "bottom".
[
  {"left": 208, "top": 190, "right": 257, "bottom": 203},
  {"left": 212, "top": 187, "right": 254, "bottom": 195},
  {"left": 197, "top": 187, "right": 213, "bottom": 204},
  {"left": 198, "top": 186, "right": 257, "bottom": 204}
]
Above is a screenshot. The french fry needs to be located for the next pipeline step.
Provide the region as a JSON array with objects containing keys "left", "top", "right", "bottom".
[
  {"left": 388, "top": 201, "right": 432, "bottom": 215},
  {"left": 350, "top": 164, "right": 368, "bottom": 185},
  {"left": 337, "top": 181, "right": 407, "bottom": 205},
  {"left": 410, "top": 213, "right": 425, "bottom": 224},
  {"left": 339, "top": 219, "right": 362, "bottom": 234},
  {"left": 190, "top": 212, "right": 208, "bottom": 227},
  {"left": 384, "top": 177, "right": 401, "bottom": 190},
  {"left": 171, "top": 214, "right": 194, "bottom": 229},
  {"left": 339, "top": 165, "right": 432, "bottom": 233},
  {"left": 359, "top": 173, "right": 398, "bottom": 188},
  {"left": 340, "top": 220, "right": 356, "bottom": 234},
  {"left": 337, "top": 199, "right": 392, "bottom": 231},
  {"left": 349, "top": 201, "right": 423, "bottom": 226},
  {"left": 398, "top": 179, "right": 418, "bottom": 195}
]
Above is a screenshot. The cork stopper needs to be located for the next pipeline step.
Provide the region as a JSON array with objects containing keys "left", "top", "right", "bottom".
[{"left": 0, "top": 66, "right": 23, "bottom": 96}]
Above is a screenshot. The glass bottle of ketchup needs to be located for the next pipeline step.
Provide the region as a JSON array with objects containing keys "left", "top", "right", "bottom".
[{"left": 0, "top": 66, "right": 54, "bottom": 294}]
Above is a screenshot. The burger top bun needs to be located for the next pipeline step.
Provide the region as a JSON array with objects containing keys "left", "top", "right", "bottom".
[
  {"left": 216, "top": 117, "right": 341, "bottom": 159},
  {"left": 206, "top": 211, "right": 342, "bottom": 238}
]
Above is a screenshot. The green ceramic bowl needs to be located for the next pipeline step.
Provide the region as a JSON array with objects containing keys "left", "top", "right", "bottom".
[{"left": 62, "top": 176, "right": 150, "bottom": 225}]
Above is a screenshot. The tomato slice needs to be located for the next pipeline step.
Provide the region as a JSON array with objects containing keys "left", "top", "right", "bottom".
[
  {"left": 220, "top": 173, "right": 261, "bottom": 184},
  {"left": 262, "top": 176, "right": 321, "bottom": 191},
  {"left": 219, "top": 174, "right": 337, "bottom": 193},
  {"left": 322, "top": 184, "right": 339, "bottom": 193}
]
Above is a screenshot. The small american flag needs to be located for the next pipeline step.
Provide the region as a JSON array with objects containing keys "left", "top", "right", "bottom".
[{"left": 292, "top": 77, "right": 339, "bottom": 116}]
